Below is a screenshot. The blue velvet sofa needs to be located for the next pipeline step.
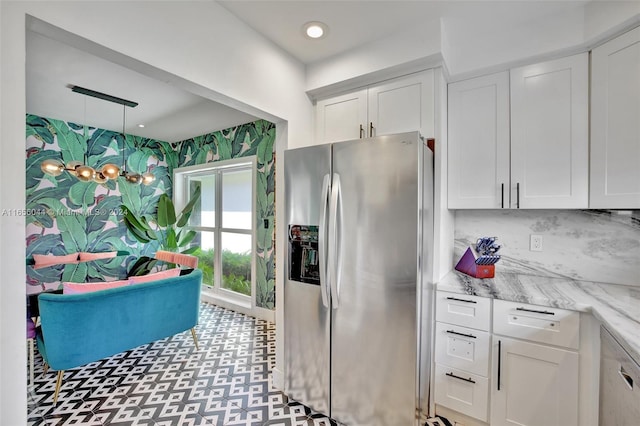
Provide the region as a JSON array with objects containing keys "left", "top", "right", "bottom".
[{"left": 36, "top": 269, "right": 202, "bottom": 403}]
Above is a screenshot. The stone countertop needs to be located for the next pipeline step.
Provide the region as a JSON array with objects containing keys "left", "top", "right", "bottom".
[{"left": 438, "top": 271, "right": 640, "bottom": 364}]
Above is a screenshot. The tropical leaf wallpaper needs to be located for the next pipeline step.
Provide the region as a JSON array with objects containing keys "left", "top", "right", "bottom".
[{"left": 26, "top": 114, "right": 276, "bottom": 310}]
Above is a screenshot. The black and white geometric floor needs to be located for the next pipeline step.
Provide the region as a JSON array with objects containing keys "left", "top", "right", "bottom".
[{"left": 27, "top": 302, "right": 340, "bottom": 425}]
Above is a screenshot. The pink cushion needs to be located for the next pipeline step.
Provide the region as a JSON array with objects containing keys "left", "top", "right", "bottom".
[
  {"left": 79, "top": 251, "right": 117, "bottom": 261},
  {"left": 154, "top": 250, "right": 176, "bottom": 262},
  {"left": 173, "top": 253, "right": 198, "bottom": 268},
  {"left": 63, "top": 279, "right": 130, "bottom": 295},
  {"left": 33, "top": 252, "right": 79, "bottom": 266},
  {"left": 129, "top": 268, "right": 181, "bottom": 284}
]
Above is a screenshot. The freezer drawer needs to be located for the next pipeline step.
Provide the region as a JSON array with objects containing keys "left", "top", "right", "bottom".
[{"left": 600, "top": 326, "right": 640, "bottom": 426}]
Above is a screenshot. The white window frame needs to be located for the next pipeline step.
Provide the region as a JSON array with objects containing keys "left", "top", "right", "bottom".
[{"left": 173, "top": 156, "right": 257, "bottom": 314}]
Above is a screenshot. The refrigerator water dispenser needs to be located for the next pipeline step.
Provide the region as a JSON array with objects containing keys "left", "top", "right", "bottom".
[{"left": 288, "top": 225, "right": 320, "bottom": 285}]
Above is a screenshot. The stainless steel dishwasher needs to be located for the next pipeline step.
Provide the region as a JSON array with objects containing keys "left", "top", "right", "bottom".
[{"left": 599, "top": 326, "right": 640, "bottom": 425}]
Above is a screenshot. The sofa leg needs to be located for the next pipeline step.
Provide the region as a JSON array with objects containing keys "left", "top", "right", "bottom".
[
  {"left": 53, "top": 370, "right": 64, "bottom": 405},
  {"left": 190, "top": 328, "right": 199, "bottom": 350}
]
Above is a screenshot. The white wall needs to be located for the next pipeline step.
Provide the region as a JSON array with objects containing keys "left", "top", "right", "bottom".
[
  {"left": 0, "top": 2, "right": 311, "bottom": 423},
  {"left": 306, "top": 19, "right": 442, "bottom": 95},
  {"left": 441, "top": 6, "right": 585, "bottom": 79},
  {"left": 584, "top": 1, "right": 640, "bottom": 42}
]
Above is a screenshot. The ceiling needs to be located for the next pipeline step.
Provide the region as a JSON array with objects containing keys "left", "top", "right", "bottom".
[
  {"left": 26, "top": 1, "right": 589, "bottom": 143},
  {"left": 217, "top": 1, "right": 588, "bottom": 64}
]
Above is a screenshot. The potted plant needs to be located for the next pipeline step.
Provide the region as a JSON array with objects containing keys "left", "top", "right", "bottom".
[{"left": 121, "top": 185, "right": 201, "bottom": 275}]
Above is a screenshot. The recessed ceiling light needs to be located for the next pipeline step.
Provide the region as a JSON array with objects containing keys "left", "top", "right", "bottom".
[
  {"left": 138, "top": 124, "right": 145, "bottom": 128},
  {"left": 303, "top": 21, "right": 328, "bottom": 39}
]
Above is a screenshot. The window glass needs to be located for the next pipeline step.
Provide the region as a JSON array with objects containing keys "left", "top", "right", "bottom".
[
  {"left": 221, "top": 232, "right": 252, "bottom": 296},
  {"left": 222, "top": 169, "right": 251, "bottom": 230},
  {"left": 189, "top": 174, "right": 215, "bottom": 227}
]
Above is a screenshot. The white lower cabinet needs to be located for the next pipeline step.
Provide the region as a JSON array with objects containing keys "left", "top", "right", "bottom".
[
  {"left": 434, "top": 293, "right": 581, "bottom": 426},
  {"left": 435, "top": 364, "right": 489, "bottom": 422},
  {"left": 490, "top": 337, "right": 579, "bottom": 426},
  {"left": 434, "top": 291, "right": 491, "bottom": 423}
]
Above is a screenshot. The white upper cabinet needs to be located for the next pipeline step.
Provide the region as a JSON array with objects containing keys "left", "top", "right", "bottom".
[
  {"left": 448, "top": 71, "right": 510, "bottom": 209},
  {"left": 367, "top": 71, "right": 434, "bottom": 138},
  {"left": 314, "top": 70, "right": 434, "bottom": 145},
  {"left": 448, "top": 54, "right": 589, "bottom": 209},
  {"left": 315, "top": 90, "right": 367, "bottom": 144},
  {"left": 590, "top": 26, "right": 640, "bottom": 209},
  {"left": 510, "top": 54, "right": 589, "bottom": 209}
]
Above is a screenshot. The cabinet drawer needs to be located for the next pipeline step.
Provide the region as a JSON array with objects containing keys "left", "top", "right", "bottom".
[
  {"left": 435, "top": 322, "right": 490, "bottom": 376},
  {"left": 434, "top": 363, "right": 489, "bottom": 422},
  {"left": 493, "top": 299, "right": 580, "bottom": 349},
  {"left": 436, "top": 291, "right": 491, "bottom": 331}
]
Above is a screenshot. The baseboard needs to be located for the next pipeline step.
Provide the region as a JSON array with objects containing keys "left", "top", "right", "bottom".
[
  {"left": 201, "top": 293, "right": 275, "bottom": 322},
  {"left": 271, "top": 367, "right": 284, "bottom": 391}
]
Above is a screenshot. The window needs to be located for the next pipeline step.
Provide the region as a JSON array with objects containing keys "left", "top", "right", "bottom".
[{"left": 174, "top": 158, "right": 256, "bottom": 307}]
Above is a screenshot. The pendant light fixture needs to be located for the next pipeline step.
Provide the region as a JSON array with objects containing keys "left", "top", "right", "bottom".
[{"left": 40, "top": 86, "right": 155, "bottom": 186}]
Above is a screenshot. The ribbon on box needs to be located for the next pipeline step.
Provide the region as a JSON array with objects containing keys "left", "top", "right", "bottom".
[{"left": 455, "top": 237, "right": 501, "bottom": 279}]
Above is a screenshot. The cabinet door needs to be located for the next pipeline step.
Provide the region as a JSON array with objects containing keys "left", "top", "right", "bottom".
[
  {"left": 491, "top": 337, "right": 579, "bottom": 426},
  {"left": 315, "top": 89, "right": 367, "bottom": 144},
  {"left": 510, "top": 54, "right": 589, "bottom": 208},
  {"left": 591, "top": 26, "right": 640, "bottom": 209},
  {"left": 367, "top": 70, "right": 434, "bottom": 138},
  {"left": 448, "top": 72, "right": 510, "bottom": 209}
]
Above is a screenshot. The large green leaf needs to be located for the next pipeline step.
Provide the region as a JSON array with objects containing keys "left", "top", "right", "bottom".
[
  {"left": 61, "top": 261, "right": 89, "bottom": 283},
  {"left": 176, "top": 186, "right": 201, "bottom": 227},
  {"left": 165, "top": 227, "right": 177, "bottom": 250},
  {"left": 121, "top": 205, "right": 154, "bottom": 243},
  {"left": 157, "top": 194, "right": 176, "bottom": 227},
  {"left": 26, "top": 148, "right": 61, "bottom": 189},
  {"left": 177, "top": 230, "right": 196, "bottom": 247},
  {"left": 26, "top": 234, "right": 64, "bottom": 257},
  {"left": 50, "top": 119, "right": 86, "bottom": 164},
  {"left": 127, "top": 150, "right": 150, "bottom": 174},
  {"left": 68, "top": 181, "right": 98, "bottom": 207},
  {"left": 26, "top": 115, "right": 55, "bottom": 145}
]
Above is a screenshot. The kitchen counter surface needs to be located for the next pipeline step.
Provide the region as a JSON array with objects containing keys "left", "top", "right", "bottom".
[{"left": 438, "top": 271, "right": 640, "bottom": 364}]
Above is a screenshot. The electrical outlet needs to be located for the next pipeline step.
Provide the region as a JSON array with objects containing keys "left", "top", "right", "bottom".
[{"left": 530, "top": 234, "right": 543, "bottom": 252}]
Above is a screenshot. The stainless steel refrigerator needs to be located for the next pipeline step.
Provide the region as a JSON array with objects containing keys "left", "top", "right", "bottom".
[{"left": 284, "top": 132, "right": 434, "bottom": 425}]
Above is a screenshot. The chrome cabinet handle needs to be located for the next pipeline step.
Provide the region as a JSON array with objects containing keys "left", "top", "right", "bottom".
[
  {"left": 516, "top": 307, "right": 555, "bottom": 315},
  {"left": 369, "top": 122, "right": 374, "bottom": 137},
  {"left": 446, "top": 330, "right": 477, "bottom": 339},
  {"left": 516, "top": 182, "right": 520, "bottom": 208},
  {"left": 446, "top": 372, "right": 476, "bottom": 384},
  {"left": 359, "top": 124, "right": 364, "bottom": 139},
  {"left": 501, "top": 183, "right": 505, "bottom": 209}
]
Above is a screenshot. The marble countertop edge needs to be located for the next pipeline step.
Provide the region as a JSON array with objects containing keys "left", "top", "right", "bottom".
[{"left": 437, "top": 270, "right": 640, "bottom": 364}]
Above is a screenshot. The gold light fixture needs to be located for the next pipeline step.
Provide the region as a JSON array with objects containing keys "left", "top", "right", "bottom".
[{"left": 40, "top": 86, "right": 155, "bottom": 186}]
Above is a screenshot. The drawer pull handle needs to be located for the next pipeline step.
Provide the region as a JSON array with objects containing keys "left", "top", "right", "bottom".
[
  {"left": 446, "top": 372, "right": 476, "bottom": 384},
  {"left": 497, "top": 340, "right": 502, "bottom": 391},
  {"left": 446, "top": 296, "right": 477, "bottom": 304},
  {"left": 446, "top": 330, "right": 477, "bottom": 339},
  {"left": 516, "top": 307, "right": 555, "bottom": 315}
]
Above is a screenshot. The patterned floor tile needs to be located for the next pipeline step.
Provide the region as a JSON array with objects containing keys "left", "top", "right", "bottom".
[{"left": 27, "top": 302, "right": 339, "bottom": 426}]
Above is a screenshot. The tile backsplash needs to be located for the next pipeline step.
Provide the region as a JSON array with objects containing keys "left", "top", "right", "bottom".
[{"left": 454, "top": 210, "right": 640, "bottom": 286}]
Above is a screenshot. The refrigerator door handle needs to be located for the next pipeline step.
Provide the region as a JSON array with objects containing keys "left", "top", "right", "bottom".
[
  {"left": 329, "top": 173, "right": 343, "bottom": 309},
  {"left": 319, "top": 174, "right": 331, "bottom": 309}
]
